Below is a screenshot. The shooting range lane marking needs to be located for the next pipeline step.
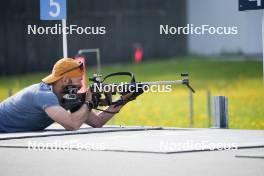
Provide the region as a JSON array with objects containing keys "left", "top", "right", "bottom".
[
  {"left": 0, "top": 144, "right": 263, "bottom": 155},
  {"left": 235, "top": 155, "right": 264, "bottom": 159},
  {"left": 0, "top": 127, "right": 163, "bottom": 141},
  {"left": 0, "top": 127, "right": 197, "bottom": 141},
  {"left": 1, "top": 128, "right": 264, "bottom": 155}
]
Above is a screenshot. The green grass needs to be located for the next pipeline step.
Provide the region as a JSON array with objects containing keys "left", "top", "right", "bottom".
[{"left": 0, "top": 57, "right": 263, "bottom": 129}]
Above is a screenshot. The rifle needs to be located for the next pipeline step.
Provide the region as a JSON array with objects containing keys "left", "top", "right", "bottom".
[{"left": 61, "top": 72, "right": 195, "bottom": 113}]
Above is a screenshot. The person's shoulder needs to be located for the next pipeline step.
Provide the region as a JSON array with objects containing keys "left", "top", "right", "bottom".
[
  {"left": 33, "top": 83, "right": 59, "bottom": 108},
  {"left": 25, "top": 83, "right": 52, "bottom": 93},
  {"left": 33, "top": 82, "right": 55, "bottom": 97},
  {"left": 38, "top": 82, "right": 53, "bottom": 92},
  {"left": 34, "top": 83, "right": 58, "bottom": 100}
]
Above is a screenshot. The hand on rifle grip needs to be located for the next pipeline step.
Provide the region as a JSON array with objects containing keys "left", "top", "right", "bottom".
[
  {"left": 121, "top": 83, "right": 144, "bottom": 102},
  {"left": 120, "top": 92, "right": 134, "bottom": 102}
]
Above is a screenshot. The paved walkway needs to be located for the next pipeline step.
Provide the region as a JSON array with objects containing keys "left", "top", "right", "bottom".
[{"left": 0, "top": 125, "right": 263, "bottom": 176}]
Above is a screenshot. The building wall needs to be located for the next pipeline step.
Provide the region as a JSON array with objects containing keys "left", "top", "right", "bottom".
[{"left": 188, "top": 0, "right": 262, "bottom": 56}]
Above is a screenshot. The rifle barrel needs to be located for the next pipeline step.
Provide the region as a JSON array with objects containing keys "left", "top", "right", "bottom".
[
  {"left": 111, "top": 80, "right": 184, "bottom": 86},
  {"left": 141, "top": 80, "right": 183, "bottom": 85}
]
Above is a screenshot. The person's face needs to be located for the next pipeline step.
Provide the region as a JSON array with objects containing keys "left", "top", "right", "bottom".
[
  {"left": 68, "top": 76, "right": 83, "bottom": 86},
  {"left": 62, "top": 76, "right": 83, "bottom": 89}
]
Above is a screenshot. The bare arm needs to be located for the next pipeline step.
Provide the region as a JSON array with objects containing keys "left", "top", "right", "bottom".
[
  {"left": 85, "top": 104, "right": 124, "bottom": 128},
  {"left": 45, "top": 104, "right": 89, "bottom": 131}
]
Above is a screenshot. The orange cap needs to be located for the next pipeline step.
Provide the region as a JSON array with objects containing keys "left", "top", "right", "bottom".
[{"left": 42, "top": 58, "right": 83, "bottom": 84}]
